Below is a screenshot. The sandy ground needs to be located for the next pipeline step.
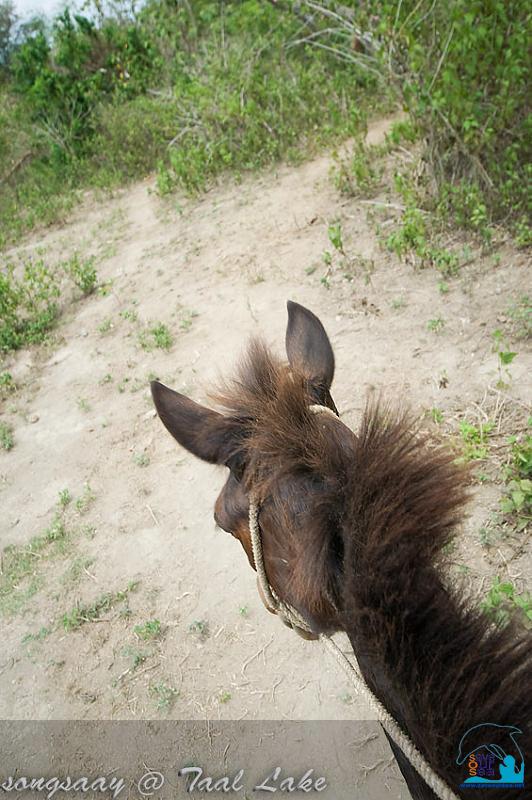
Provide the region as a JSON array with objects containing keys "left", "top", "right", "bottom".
[
  {"left": 0, "top": 720, "right": 401, "bottom": 800},
  {"left": 0, "top": 115, "right": 530, "bottom": 747}
]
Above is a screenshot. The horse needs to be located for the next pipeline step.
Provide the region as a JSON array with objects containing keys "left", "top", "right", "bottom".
[{"left": 151, "top": 300, "right": 531, "bottom": 800}]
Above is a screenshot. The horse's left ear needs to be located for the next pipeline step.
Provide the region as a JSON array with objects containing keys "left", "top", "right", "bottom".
[
  {"left": 151, "top": 381, "right": 239, "bottom": 464},
  {"left": 285, "top": 300, "right": 335, "bottom": 390}
]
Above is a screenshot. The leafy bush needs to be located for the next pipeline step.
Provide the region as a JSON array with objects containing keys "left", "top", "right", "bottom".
[
  {"left": 63, "top": 253, "right": 97, "bottom": 295},
  {"left": 500, "top": 429, "right": 532, "bottom": 531},
  {"left": 92, "top": 96, "right": 178, "bottom": 180},
  {"left": 0, "top": 254, "right": 97, "bottom": 351},
  {"left": 2, "top": 1, "right": 529, "bottom": 244},
  {"left": 287, "top": 1, "right": 531, "bottom": 240},
  {"left": 458, "top": 420, "right": 494, "bottom": 462},
  {"left": 481, "top": 576, "right": 531, "bottom": 627},
  {"left": 383, "top": 0, "right": 530, "bottom": 238},
  {"left": 0, "top": 0, "right": 382, "bottom": 243},
  {"left": 11, "top": 9, "right": 157, "bottom": 148},
  {"left": 0, "top": 259, "right": 60, "bottom": 350},
  {"left": 154, "top": 2, "right": 378, "bottom": 195}
]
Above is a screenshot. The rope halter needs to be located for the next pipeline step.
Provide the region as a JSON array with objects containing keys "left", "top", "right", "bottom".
[{"left": 248, "top": 403, "right": 338, "bottom": 636}]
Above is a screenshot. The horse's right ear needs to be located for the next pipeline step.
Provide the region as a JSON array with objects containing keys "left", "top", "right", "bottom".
[
  {"left": 151, "top": 381, "right": 238, "bottom": 465},
  {"left": 285, "top": 300, "right": 335, "bottom": 389}
]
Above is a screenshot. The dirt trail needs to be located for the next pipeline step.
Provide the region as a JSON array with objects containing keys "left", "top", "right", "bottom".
[{"left": 0, "top": 115, "right": 530, "bottom": 731}]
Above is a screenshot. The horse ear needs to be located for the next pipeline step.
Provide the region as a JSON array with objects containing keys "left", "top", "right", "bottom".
[
  {"left": 285, "top": 300, "right": 335, "bottom": 389},
  {"left": 151, "top": 381, "right": 238, "bottom": 464}
]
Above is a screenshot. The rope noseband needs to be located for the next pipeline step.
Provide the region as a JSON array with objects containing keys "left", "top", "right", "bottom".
[{"left": 248, "top": 404, "right": 460, "bottom": 800}]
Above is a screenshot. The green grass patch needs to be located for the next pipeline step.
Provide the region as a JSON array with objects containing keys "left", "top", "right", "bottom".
[
  {"left": 458, "top": 420, "right": 494, "bottom": 462},
  {"left": 22, "top": 626, "right": 52, "bottom": 645},
  {"left": 150, "top": 681, "right": 179, "bottom": 712},
  {"left": 134, "top": 618, "right": 161, "bottom": 640},
  {"left": 138, "top": 323, "right": 173, "bottom": 351},
  {"left": 60, "top": 556, "right": 95, "bottom": 587},
  {"left": 0, "top": 371, "right": 15, "bottom": 395},
  {"left": 427, "top": 317, "right": 445, "bottom": 334},
  {"left": 382, "top": 171, "right": 465, "bottom": 274},
  {"left": 0, "top": 483, "right": 99, "bottom": 616},
  {"left": 58, "top": 488, "right": 72, "bottom": 508},
  {"left": 0, "top": 255, "right": 98, "bottom": 353},
  {"left": 0, "top": 513, "right": 68, "bottom": 615},
  {"left": 62, "top": 581, "right": 139, "bottom": 631},
  {"left": 500, "top": 429, "right": 532, "bottom": 531},
  {"left": 75, "top": 482, "right": 95, "bottom": 515},
  {"left": 0, "top": 420, "right": 14, "bottom": 450},
  {"left": 481, "top": 577, "right": 532, "bottom": 628},
  {"left": 430, "top": 408, "right": 444, "bottom": 425}
]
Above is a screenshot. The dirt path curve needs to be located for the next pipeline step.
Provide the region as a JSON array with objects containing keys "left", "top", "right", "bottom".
[{"left": 0, "top": 115, "right": 529, "bottom": 734}]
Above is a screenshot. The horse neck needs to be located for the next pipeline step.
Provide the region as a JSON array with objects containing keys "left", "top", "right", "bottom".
[
  {"left": 340, "top": 556, "right": 530, "bottom": 800},
  {"left": 343, "top": 563, "right": 452, "bottom": 798}
]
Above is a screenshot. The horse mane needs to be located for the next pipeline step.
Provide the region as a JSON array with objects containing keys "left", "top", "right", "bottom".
[
  {"left": 213, "top": 338, "right": 354, "bottom": 489},
  {"left": 214, "top": 339, "right": 531, "bottom": 797}
]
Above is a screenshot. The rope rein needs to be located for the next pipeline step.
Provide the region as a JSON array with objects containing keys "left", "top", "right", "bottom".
[{"left": 248, "top": 404, "right": 460, "bottom": 800}]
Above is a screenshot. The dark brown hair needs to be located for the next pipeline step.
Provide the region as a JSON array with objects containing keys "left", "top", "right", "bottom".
[{"left": 152, "top": 303, "right": 531, "bottom": 800}]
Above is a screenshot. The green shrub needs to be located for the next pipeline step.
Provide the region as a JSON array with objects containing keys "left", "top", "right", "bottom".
[
  {"left": 63, "top": 253, "right": 97, "bottom": 296},
  {"left": 11, "top": 9, "right": 158, "bottom": 148},
  {"left": 0, "top": 420, "right": 14, "bottom": 450},
  {"left": 0, "top": 259, "right": 60, "bottom": 351},
  {"left": 2, "top": 1, "right": 528, "bottom": 244},
  {"left": 481, "top": 577, "right": 532, "bottom": 627},
  {"left": 0, "top": 254, "right": 97, "bottom": 351},
  {"left": 0, "top": 0, "right": 382, "bottom": 243},
  {"left": 382, "top": 0, "right": 530, "bottom": 236},
  {"left": 332, "top": 137, "right": 382, "bottom": 197},
  {"left": 288, "top": 1, "right": 531, "bottom": 238},
  {"left": 93, "top": 96, "right": 178, "bottom": 180},
  {"left": 500, "top": 430, "right": 532, "bottom": 531},
  {"left": 134, "top": 619, "right": 161, "bottom": 640},
  {"left": 153, "top": 15, "right": 377, "bottom": 195}
]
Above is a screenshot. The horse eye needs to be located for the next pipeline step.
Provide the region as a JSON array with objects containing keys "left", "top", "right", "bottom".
[
  {"left": 227, "top": 455, "right": 245, "bottom": 482},
  {"left": 232, "top": 462, "right": 244, "bottom": 482}
]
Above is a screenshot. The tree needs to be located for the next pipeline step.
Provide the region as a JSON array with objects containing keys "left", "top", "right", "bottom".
[{"left": 0, "top": 0, "right": 17, "bottom": 68}]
